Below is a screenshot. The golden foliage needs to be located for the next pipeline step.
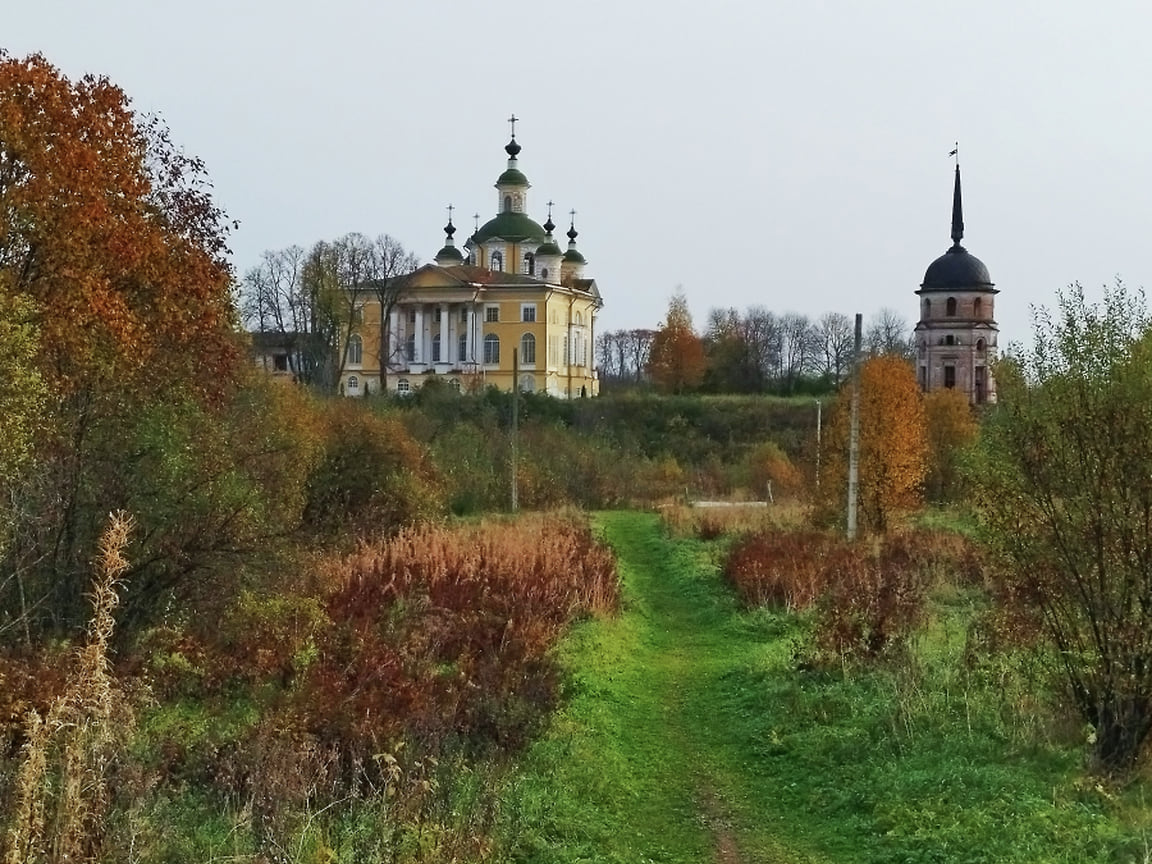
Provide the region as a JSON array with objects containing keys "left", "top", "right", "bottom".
[{"left": 820, "top": 355, "right": 928, "bottom": 533}]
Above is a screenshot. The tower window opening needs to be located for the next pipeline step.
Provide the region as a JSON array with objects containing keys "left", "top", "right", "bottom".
[
  {"left": 946, "top": 297, "right": 957, "bottom": 316},
  {"left": 503, "top": 195, "right": 512, "bottom": 213},
  {"left": 524, "top": 253, "right": 535, "bottom": 275},
  {"left": 924, "top": 298, "right": 931, "bottom": 317},
  {"left": 976, "top": 338, "right": 986, "bottom": 352},
  {"left": 974, "top": 297, "right": 983, "bottom": 317},
  {"left": 490, "top": 251, "right": 503, "bottom": 272}
]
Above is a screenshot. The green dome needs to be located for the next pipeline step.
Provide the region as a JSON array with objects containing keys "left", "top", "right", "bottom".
[
  {"left": 474, "top": 211, "right": 547, "bottom": 244},
  {"left": 562, "top": 248, "right": 587, "bottom": 264},
  {"left": 536, "top": 240, "right": 563, "bottom": 256},
  {"left": 496, "top": 167, "right": 529, "bottom": 187},
  {"left": 435, "top": 245, "right": 464, "bottom": 263}
]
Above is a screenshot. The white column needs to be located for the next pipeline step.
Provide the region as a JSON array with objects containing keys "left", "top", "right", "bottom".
[
  {"left": 388, "top": 308, "right": 399, "bottom": 367},
  {"left": 439, "top": 303, "right": 448, "bottom": 364},
  {"left": 414, "top": 306, "right": 424, "bottom": 363},
  {"left": 466, "top": 305, "right": 476, "bottom": 366}
]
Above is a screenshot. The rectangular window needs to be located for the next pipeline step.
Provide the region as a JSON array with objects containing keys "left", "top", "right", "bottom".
[
  {"left": 460, "top": 307, "right": 468, "bottom": 323},
  {"left": 521, "top": 304, "right": 536, "bottom": 323},
  {"left": 408, "top": 308, "right": 416, "bottom": 323},
  {"left": 485, "top": 306, "right": 499, "bottom": 323},
  {"left": 434, "top": 307, "right": 442, "bottom": 323},
  {"left": 944, "top": 365, "right": 956, "bottom": 389},
  {"left": 273, "top": 354, "right": 289, "bottom": 372}
]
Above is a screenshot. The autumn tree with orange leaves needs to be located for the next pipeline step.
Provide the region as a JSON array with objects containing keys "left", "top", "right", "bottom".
[
  {"left": 0, "top": 51, "right": 262, "bottom": 636},
  {"left": 647, "top": 290, "right": 706, "bottom": 393},
  {"left": 820, "top": 354, "right": 928, "bottom": 533}
]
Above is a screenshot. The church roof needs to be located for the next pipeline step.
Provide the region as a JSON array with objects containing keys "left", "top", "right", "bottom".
[
  {"left": 919, "top": 163, "right": 996, "bottom": 293},
  {"left": 496, "top": 167, "right": 529, "bottom": 187},
  {"left": 921, "top": 246, "right": 994, "bottom": 291},
  {"left": 474, "top": 211, "right": 548, "bottom": 244}
]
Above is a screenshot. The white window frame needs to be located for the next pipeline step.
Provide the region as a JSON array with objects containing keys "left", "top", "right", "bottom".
[
  {"left": 521, "top": 303, "right": 537, "bottom": 323},
  {"left": 483, "top": 333, "right": 500, "bottom": 365}
]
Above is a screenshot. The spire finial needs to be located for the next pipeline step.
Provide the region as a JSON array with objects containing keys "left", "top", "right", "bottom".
[
  {"left": 567, "top": 209, "right": 578, "bottom": 242},
  {"left": 505, "top": 114, "right": 522, "bottom": 158},
  {"left": 444, "top": 203, "right": 456, "bottom": 238},
  {"left": 473, "top": 212, "right": 480, "bottom": 233},
  {"left": 544, "top": 200, "right": 555, "bottom": 233},
  {"left": 950, "top": 158, "right": 964, "bottom": 247}
]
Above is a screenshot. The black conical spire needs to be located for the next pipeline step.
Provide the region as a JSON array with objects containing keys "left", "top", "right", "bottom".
[{"left": 950, "top": 163, "right": 964, "bottom": 247}]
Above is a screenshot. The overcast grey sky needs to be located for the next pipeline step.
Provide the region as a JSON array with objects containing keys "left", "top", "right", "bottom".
[{"left": 8, "top": 1, "right": 1152, "bottom": 344}]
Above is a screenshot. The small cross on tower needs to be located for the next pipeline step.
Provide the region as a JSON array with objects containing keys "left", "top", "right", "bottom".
[{"left": 508, "top": 113, "right": 518, "bottom": 138}]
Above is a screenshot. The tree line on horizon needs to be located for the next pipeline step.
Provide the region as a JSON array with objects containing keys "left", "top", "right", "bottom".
[{"left": 597, "top": 291, "right": 916, "bottom": 395}]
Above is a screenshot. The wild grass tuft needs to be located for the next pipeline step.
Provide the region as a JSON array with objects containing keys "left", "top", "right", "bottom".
[{"left": 4, "top": 511, "right": 134, "bottom": 864}]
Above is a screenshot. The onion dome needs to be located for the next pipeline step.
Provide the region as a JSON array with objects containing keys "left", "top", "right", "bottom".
[
  {"left": 474, "top": 211, "right": 547, "bottom": 244},
  {"left": 562, "top": 216, "right": 586, "bottom": 264},
  {"left": 920, "top": 164, "right": 994, "bottom": 291},
  {"left": 434, "top": 211, "right": 464, "bottom": 265}
]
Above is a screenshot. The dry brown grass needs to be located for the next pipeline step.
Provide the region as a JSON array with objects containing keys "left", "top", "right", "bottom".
[
  {"left": 660, "top": 501, "right": 809, "bottom": 540},
  {"left": 4, "top": 511, "right": 134, "bottom": 864}
]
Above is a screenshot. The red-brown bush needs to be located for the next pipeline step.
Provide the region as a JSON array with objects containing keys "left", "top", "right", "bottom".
[
  {"left": 724, "top": 527, "right": 981, "bottom": 659},
  {"left": 723, "top": 530, "right": 837, "bottom": 610},
  {"left": 296, "top": 513, "right": 618, "bottom": 769}
]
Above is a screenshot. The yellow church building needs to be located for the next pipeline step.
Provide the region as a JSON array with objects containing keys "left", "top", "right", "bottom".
[{"left": 340, "top": 122, "right": 602, "bottom": 399}]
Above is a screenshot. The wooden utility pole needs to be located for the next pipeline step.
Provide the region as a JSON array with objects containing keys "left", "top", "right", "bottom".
[
  {"left": 846, "top": 313, "right": 862, "bottom": 540},
  {"left": 814, "top": 399, "right": 822, "bottom": 489},
  {"left": 511, "top": 347, "right": 519, "bottom": 512}
]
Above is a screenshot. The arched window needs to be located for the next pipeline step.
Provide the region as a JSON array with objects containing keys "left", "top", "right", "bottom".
[
  {"left": 519, "top": 374, "right": 535, "bottom": 393},
  {"left": 924, "top": 298, "right": 931, "bottom": 317},
  {"left": 397, "top": 378, "right": 410, "bottom": 394},
  {"left": 976, "top": 338, "right": 986, "bottom": 352},
  {"left": 490, "top": 251, "right": 503, "bottom": 272},
  {"left": 406, "top": 334, "right": 415, "bottom": 362},
  {"left": 575, "top": 311, "right": 583, "bottom": 326},
  {"left": 346, "top": 375, "right": 359, "bottom": 396},
  {"left": 974, "top": 297, "right": 983, "bottom": 317},
  {"left": 432, "top": 333, "right": 441, "bottom": 363},
  {"left": 458, "top": 332, "right": 468, "bottom": 363},
  {"left": 541, "top": 267, "right": 549, "bottom": 280},
  {"left": 483, "top": 333, "right": 500, "bottom": 365},
  {"left": 946, "top": 297, "right": 957, "bottom": 316},
  {"left": 503, "top": 195, "right": 512, "bottom": 212},
  {"left": 523, "top": 253, "right": 535, "bottom": 275},
  {"left": 520, "top": 332, "right": 536, "bottom": 364},
  {"left": 347, "top": 333, "right": 363, "bottom": 365}
]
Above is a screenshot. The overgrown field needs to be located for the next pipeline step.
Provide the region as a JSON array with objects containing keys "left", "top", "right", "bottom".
[{"left": 0, "top": 513, "right": 618, "bottom": 862}]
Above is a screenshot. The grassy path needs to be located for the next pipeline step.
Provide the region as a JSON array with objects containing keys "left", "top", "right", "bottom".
[
  {"left": 498, "top": 511, "right": 1146, "bottom": 864},
  {"left": 500, "top": 511, "right": 824, "bottom": 863}
]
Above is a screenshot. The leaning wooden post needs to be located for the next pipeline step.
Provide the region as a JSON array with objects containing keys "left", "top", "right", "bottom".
[{"left": 846, "top": 313, "right": 862, "bottom": 540}]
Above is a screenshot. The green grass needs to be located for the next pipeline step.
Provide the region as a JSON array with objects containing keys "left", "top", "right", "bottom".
[{"left": 497, "top": 511, "right": 1152, "bottom": 863}]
